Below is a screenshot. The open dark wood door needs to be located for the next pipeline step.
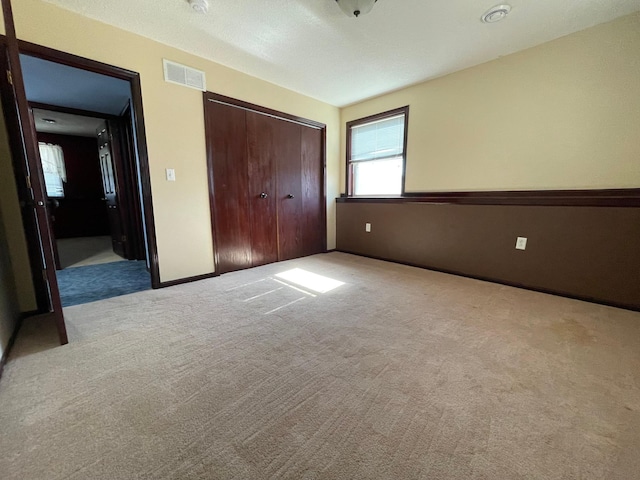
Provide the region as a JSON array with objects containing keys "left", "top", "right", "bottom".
[
  {"left": 0, "top": 0, "right": 68, "bottom": 344},
  {"left": 119, "top": 104, "right": 146, "bottom": 261},
  {"left": 96, "top": 117, "right": 146, "bottom": 261},
  {"left": 97, "top": 121, "right": 127, "bottom": 258}
]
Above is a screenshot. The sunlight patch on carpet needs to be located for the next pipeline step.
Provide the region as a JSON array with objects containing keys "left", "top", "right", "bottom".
[{"left": 275, "top": 268, "right": 344, "bottom": 294}]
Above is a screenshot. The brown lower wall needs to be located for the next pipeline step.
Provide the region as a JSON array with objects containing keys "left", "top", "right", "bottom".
[{"left": 336, "top": 202, "right": 640, "bottom": 311}]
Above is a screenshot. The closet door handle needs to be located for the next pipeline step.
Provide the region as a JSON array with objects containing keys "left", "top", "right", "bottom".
[
  {"left": 287, "top": 194, "right": 295, "bottom": 199},
  {"left": 260, "top": 192, "right": 268, "bottom": 199}
]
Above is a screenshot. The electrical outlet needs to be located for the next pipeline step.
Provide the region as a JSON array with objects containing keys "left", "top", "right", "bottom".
[
  {"left": 166, "top": 168, "right": 176, "bottom": 181},
  {"left": 515, "top": 237, "right": 527, "bottom": 250},
  {"left": 365, "top": 223, "right": 371, "bottom": 233}
]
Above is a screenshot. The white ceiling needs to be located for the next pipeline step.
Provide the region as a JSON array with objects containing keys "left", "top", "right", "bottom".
[
  {"left": 33, "top": 109, "right": 105, "bottom": 137},
  {"left": 42, "top": 0, "right": 640, "bottom": 107}
]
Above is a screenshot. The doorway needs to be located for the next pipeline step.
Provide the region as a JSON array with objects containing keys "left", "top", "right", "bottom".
[
  {"left": 0, "top": 41, "right": 159, "bottom": 316},
  {"left": 32, "top": 106, "right": 149, "bottom": 306}
]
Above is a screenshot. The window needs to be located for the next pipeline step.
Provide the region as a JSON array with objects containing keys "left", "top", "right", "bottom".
[
  {"left": 38, "top": 142, "right": 66, "bottom": 198},
  {"left": 346, "top": 106, "right": 408, "bottom": 196}
]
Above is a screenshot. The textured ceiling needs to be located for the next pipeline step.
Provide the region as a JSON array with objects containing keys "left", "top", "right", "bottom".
[
  {"left": 42, "top": 0, "right": 640, "bottom": 106},
  {"left": 33, "top": 109, "right": 105, "bottom": 137}
]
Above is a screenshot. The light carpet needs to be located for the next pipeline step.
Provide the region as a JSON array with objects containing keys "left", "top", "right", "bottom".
[{"left": 1, "top": 252, "right": 639, "bottom": 479}]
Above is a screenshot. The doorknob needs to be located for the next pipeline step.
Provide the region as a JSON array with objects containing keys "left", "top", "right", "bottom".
[
  {"left": 287, "top": 194, "right": 295, "bottom": 199},
  {"left": 260, "top": 192, "right": 268, "bottom": 198}
]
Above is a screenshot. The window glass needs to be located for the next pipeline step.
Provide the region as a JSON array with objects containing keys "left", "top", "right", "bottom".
[
  {"left": 351, "top": 114, "right": 405, "bottom": 162},
  {"left": 353, "top": 157, "right": 403, "bottom": 196},
  {"left": 38, "top": 142, "right": 66, "bottom": 198},
  {"left": 348, "top": 107, "right": 407, "bottom": 196}
]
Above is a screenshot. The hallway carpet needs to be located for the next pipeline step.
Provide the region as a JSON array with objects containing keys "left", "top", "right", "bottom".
[
  {"left": 56, "top": 260, "right": 151, "bottom": 306},
  {"left": 1, "top": 253, "right": 639, "bottom": 479}
]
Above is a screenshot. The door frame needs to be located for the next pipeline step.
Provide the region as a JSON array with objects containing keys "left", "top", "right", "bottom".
[
  {"left": 203, "top": 91, "right": 327, "bottom": 273},
  {"left": 0, "top": 36, "right": 162, "bottom": 292}
]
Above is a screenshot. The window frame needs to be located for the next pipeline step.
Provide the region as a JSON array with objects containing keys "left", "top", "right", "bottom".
[{"left": 345, "top": 105, "right": 409, "bottom": 197}]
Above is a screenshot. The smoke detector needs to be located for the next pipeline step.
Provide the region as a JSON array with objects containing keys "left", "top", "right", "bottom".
[
  {"left": 188, "top": 0, "right": 209, "bottom": 14},
  {"left": 482, "top": 4, "right": 511, "bottom": 23}
]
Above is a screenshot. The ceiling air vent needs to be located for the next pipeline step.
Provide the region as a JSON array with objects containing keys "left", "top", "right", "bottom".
[
  {"left": 481, "top": 4, "right": 511, "bottom": 23},
  {"left": 163, "top": 59, "right": 206, "bottom": 91}
]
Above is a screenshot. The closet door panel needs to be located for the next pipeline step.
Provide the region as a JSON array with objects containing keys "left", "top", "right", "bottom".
[
  {"left": 275, "top": 121, "right": 303, "bottom": 261},
  {"left": 206, "top": 102, "right": 252, "bottom": 273},
  {"left": 246, "top": 112, "right": 278, "bottom": 266},
  {"left": 300, "top": 126, "right": 325, "bottom": 256}
]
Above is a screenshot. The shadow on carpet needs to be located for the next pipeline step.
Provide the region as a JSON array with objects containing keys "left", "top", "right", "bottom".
[{"left": 56, "top": 260, "right": 151, "bottom": 307}]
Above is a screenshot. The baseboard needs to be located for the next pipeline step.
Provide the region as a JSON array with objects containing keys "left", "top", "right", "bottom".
[
  {"left": 158, "top": 252, "right": 342, "bottom": 287},
  {"left": 336, "top": 250, "right": 640, "bottom": 313},
  {"left": 157, "top": 271, "right": 218, "bottom": 288}
]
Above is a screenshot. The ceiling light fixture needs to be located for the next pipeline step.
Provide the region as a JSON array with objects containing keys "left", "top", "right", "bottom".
[
  {"left": 335, "top": 0, "right": 377, "bottom": 18},
  {"left": 481, "top": 4, "right": 511, "bottom": 23},
  {"left": 188, "top": 0, "right": 209, "bottom": 15},
  {"left": 42, "top": 118, "right": 57, "bottom": 124}
]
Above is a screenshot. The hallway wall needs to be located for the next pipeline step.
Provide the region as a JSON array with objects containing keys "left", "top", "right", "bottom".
[
  {"left": 0, "top": 201, "right": 20, "bottom": 362},
  {"left": 0, "top": 93, "right": 36, "bottom": 312}
]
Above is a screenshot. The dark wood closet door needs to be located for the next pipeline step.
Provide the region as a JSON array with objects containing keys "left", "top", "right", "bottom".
[
  {"left": 205, "top": 92, "right": 326, "bottom": 275},
  {"left": 300, "top": 126, "right": 325, "bottom": 257},
  {"left": 206, "top": 101, "right": 252, "bottom": 274},
  {"left": 246, "top": 111, "right": 278, "bottom": 267},
  {"left": 275, "top": 121, "right": 303, "bottom": 261}
]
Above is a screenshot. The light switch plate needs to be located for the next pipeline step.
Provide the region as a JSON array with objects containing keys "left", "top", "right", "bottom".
[
  {"left": 166, "top": 168, "right": 176, "bottom": 181},
  {"left": 365, "top": 223, "right": 371, "bottom": 233},
  {"left": 515, "top": 237, "right": 527, "bottom": 250}
]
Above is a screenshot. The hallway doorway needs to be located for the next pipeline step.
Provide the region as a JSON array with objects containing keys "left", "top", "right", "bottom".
[
  {"left": 21, "top": 55, "right": 154, "bottom": 307},
  {"left": 0, "top": 40, "right": 159, "bottom": 321}
]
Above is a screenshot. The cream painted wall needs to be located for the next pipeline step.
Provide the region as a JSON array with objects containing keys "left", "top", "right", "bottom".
[
  {"left": 0, "top": 96, "right": 37, "bottom": 312},
  {"left": 11, "top": 0, "right": 340, "bottom": 283},
  {"left": 341, "top": 12, "right": 640, "bottom": 193},
  {"left": 0, "top": 203, "right": 19, "bottom": 360},
  {"left": 0, "top": 94, "right": 21, "bottom": 358}
]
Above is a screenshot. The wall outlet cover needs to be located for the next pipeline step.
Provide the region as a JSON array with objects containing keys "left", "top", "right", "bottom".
[
  {"left": 516, "top": 236, "right": 527, "bottom": 250},
  {"left": 365, "top": 223, "right": 371, "bottom": 233}
]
